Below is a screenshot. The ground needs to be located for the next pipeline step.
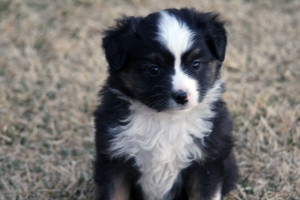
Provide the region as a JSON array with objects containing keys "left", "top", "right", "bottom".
[{"left": 0, "top": 0, "right": 299, "bottom": 199}]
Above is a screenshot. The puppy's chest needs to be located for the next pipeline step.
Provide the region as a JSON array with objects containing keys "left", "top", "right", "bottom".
[{"left": 110, "top": 105, "right": 214, "bottom": 199}]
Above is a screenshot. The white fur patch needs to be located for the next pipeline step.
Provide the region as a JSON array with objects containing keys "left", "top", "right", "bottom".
[
  {"left": 156, "top": 11, "right": 198, "bottom": 109},
  {"left": 156, "top": 11, "right": 194, "bottom": 62},
  {"left": 109, "top": 80, "right": 223, "bottom": 200},
  {"left": 211, "top": 185, "right": 222, "bottom": 200}
]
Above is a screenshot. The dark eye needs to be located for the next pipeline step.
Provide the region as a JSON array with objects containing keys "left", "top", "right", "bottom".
[
  {"left": 192, "top": 60, "right": 201, "bottom": 69},
  {"left": 191, "top": 59, "right": 207, "bottom": 70},
  {"left": 146, "top": 65, "right": 160, "bottom": 76}
]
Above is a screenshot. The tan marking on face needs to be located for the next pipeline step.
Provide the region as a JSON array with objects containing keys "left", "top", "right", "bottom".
[
  {"left": 208, "top": 60, "right": 221, "bottom": 86},
  {"left": 186, "top": 48, "right": 201, "bottom": 61}
]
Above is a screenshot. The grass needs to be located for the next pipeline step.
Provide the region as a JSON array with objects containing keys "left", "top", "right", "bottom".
[{"left": 0, "top": 0, "right": 299, "bottom": 199}]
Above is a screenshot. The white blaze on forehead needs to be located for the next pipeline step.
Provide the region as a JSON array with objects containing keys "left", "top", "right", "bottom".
[
  {"left": 156, "top": 11, "right": 194, "bottom": 59},
  {"left": 156, "top": 11, "right": 199, "bottom": 109}
]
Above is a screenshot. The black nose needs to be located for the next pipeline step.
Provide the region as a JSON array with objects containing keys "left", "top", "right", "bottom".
[{"left": 171, "top": 90, "right": 188, "bottom": 105}]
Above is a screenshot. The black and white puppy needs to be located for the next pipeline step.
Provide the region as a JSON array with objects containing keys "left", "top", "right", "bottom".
[{"left": 94, "top": 8, "right": 238, "bottom": 200}]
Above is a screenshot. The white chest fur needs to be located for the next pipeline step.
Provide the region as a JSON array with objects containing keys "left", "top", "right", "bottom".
[{"left": 109, "top": 81, "right": 223, "bottom": 200}]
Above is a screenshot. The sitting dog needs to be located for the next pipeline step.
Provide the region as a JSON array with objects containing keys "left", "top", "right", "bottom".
[{"left": 94, "top": 8, "right": 239, "bottom": 200}]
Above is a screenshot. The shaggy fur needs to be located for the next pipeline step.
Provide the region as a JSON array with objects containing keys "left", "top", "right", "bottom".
[{"left": 94, "top": 8, "right": 238, "bottom": 200}]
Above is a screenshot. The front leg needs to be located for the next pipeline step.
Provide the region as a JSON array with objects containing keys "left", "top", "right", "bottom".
[
  {"left": 94, "top": 160, "right": 131, "bottom": 200},
  {"left": 183, "top": 162, "right": 223, "bottom": 200},
  {"left": 95, "top": 175, "right": 130, "bottom": 200}
]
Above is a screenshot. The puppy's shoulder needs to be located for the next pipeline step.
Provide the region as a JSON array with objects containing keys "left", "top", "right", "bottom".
[
  {"left": 203, "top": 99, "right": 234, "bottom": 161},
  {"left": 95, "top": 87, "right": 130, "bottom": 117}
]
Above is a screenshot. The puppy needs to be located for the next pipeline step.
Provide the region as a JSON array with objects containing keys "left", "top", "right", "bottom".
[{"left": 94, "top": 8, "right": 239, "bottom": 200}]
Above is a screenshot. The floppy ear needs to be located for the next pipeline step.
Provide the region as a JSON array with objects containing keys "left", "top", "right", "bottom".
[
  {"left": 194, "top": 12, "right": 227, "bottom": 62},
  {"left": 102, "top": 16, "right": 141, "bottom": 70}
]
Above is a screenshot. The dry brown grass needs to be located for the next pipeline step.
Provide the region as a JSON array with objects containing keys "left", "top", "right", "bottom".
[{"left": 0, "top": 0, "right": 299, "bottom": 199}]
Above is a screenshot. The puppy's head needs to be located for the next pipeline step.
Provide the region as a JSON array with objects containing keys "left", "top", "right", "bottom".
[{"left": 103, "top": 8, "right": 226, "bottom": 112}]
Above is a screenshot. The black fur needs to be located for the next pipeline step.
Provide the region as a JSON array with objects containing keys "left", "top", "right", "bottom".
[{"left": 94, "top": 8, "right": 238, "bottom": 200}]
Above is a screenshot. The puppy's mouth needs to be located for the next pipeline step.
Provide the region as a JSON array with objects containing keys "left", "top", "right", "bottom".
[
  {"left": 138, "top": 89, "right": 200, "bottom": 112},
  {"left": 148, "top": 99, "right": 190, "bottom": 112},
  {"left": 170, "top": 100, "right": 197, "bottom": 111},
  {"left": 143, "top": 96, "right": 198, "bottom": 113}
]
